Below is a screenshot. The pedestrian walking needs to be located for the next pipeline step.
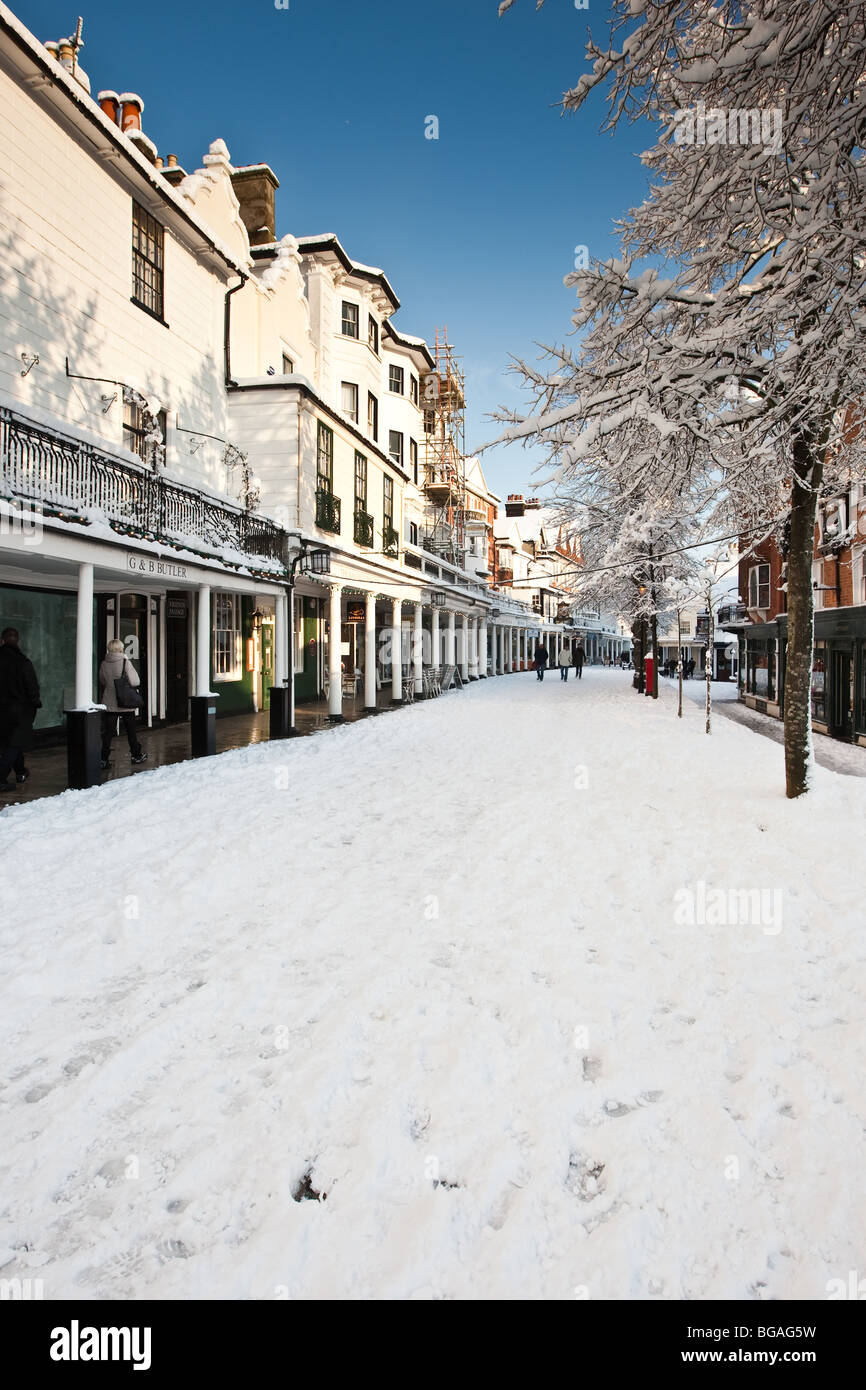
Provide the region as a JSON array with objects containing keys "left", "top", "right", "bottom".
[
  {"left": 0, "top": 628, "right": 41, "bottom": 793},
  {"left": 558, "top": 645, "right": 572, "bottom": 681},
  {"left": 98, "top": 639, "right": 147, "bottom": 770},
  {"left": 573, "top": 643, "right": 586, "bottom": 679},
  {"left": 534, "top": 642, "right": 549, "bottom": 681}
]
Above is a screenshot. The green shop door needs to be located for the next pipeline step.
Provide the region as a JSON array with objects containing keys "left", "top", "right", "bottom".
[
  {"left": 259, "top": 615, "right": 274, "bottom": 712},
  {"left": 294, "top": 596, "right": 320, "bottom": 702}
]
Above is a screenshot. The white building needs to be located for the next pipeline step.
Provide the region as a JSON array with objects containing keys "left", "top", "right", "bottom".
[
  {"left": 493, "top": 496, "right": 628, "bottom": 663},
  {"left": 0, "top": 2, "right": 568, "bottom": 786}
]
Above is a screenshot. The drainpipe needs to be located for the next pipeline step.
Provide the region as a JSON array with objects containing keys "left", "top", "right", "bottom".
[{"left": 224, "top": 273, "right": 248, "bottom": 388}]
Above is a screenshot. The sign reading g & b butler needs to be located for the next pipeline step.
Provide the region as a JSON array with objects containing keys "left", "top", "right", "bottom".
[{"left": 126, "top": 554, "right": 189, "bottom": 581}]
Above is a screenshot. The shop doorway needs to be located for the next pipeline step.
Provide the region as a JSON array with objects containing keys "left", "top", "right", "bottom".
[
  {"left": 253, "top": 609, "right": 275, "bottom": 712},
  {"left": 830, "top": 646, "right": 854, "bottom": 741},
  {"left": 165, "top": 593, "right": 190, "bottom": 724}
]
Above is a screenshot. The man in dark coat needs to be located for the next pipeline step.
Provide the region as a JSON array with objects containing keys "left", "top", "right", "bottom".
[
  {"left": 0, "top": 628, "right": 41, "bottom": 792},
  {"left": 534, "top": 642, "right": 549, "bottom": 681},
  {"left": 573, "top": 643, "right": 586, "bottom": 679}
]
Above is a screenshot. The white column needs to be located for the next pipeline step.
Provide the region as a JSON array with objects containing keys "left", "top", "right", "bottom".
[
  {"left": 460, "top": 614, "right": 469, "bottom": 682},
  {"left": 274, "top": 592, "right": 288, "bottom": 688},
  {"left": 521, "top": 630, "right": 527, "bottom": 670},
  {"left": 365, "top": 591, "right": 377, "bottom": 710},
  {"left": 414, "top": 602, "right": 424, "bottom": 695},
  {"left": 195, "top": 583, "right": 211, "bottom": 697},
  {"left": 75, "top": 561, "right": 94, "bottom": 707},
  {"left": 446, "top": 610, "right": 456, "bottom": 666},
  {"left": 504, "top": 627, "right": 512, "bottom": 673},
  {"left": 498, "top": 626, "right": 505, "bottom": 674},
  {"left": 431, "top": 605, "right": 441, "bottom": 668},
  {"left": 469, "top": 618, "right": 478, "bottom": 679},
  {"left": 328, "top": 583, "right": 343, "bottom": 718},
  {"left": 392, "top": 597, "right": 403, "bottom": 701},
  {"left": 479, "top": 618, "right": 488, "bottom": 676},
  {"left": 490, "top": 624, "right": 498, "bottom": 675}
]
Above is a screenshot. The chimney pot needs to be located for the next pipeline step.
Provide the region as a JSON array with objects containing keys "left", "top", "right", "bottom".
[
  {"left": 118, "top": 93, "right": 144, "bottom": 132},
  {"left": 98, "top": 89, "right": 120, "bottom": 124},
  {"left": 167, "top": 154, "right": 179, "bottom": 167}
]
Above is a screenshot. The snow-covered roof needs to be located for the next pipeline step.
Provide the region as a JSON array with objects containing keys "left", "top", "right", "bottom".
[
  {"left": 295, "top": 233, "right": 400, "bottom": 311},
  {"left": 0, "top": 2, "right": 247, "bottom": 280}
]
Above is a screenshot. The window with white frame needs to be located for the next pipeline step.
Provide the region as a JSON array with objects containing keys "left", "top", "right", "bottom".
[
  {"left": 410, "top": 374, "right": 419, "bottom": 406},
  {"left": 410, "top": 437, "right": 418, "bottom": 484},
  {"left": 748, "top": 563, "right": 771, "bottom": 610},
  {"left": 213, "top": 592, "right": 242, "bottom": 681},
  {"left": 389, "top": 430, "right": 403, "bottom": 467},
  {"left": 342, "top": 301, "right": 359, "bottom": 338},
  {"left": 859, "top": 549, "right": 866, "bottom": 604},
  {"left": 341, "top": 381, "right": 359, "bottom": 424},
  {"left": 389, "top": 364, "right": 404, "bottom": 395}
]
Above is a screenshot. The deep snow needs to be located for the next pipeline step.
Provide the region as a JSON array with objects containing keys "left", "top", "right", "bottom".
[{"left": 1, "top": 669, "right": 864, "bottom": 1300}]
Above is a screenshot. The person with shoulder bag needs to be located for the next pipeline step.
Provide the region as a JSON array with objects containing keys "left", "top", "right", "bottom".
[{"left": 98, "top": 639, "right": 147, "bottom": 770}]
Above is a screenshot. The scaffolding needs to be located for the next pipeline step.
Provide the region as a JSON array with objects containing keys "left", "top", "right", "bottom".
[{"left": 421, "top": 327, "right": 467, "bottom": 566}]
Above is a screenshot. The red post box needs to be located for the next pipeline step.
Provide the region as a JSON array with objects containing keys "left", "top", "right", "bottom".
[{"left": 644, "top": 652, "right": 654, "bottom": 695}]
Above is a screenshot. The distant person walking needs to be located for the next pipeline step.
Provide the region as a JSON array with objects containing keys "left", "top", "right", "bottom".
[
  {"left": 558, "top": 646, "right": 572, "bottom": 681},
  {"left": 534, "top": 642, "right": 549, "bottom": 681},
  {"left": 0, "top": 628, "right": 41, "bottom": 793},
  {"left": 98, "top": 639, "right": 147, "bottom": 770},
  {"left": 573, "top": 643, "right": 586, "bottom": 680}
]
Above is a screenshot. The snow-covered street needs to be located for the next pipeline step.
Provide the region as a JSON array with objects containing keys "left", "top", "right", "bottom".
[{"left": 2, "top": 669, "right": 864, "bottom": 1300}]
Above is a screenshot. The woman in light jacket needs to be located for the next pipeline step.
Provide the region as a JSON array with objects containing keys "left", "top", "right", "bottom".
[
  {"left": 558, "top": 645, "right": 572, "bottom": 681},
  {"left": 98, "top": 639, "right": 147, "bottom": 769}
]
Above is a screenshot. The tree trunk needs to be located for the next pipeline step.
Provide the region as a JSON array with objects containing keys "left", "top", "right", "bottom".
[
  {"left": 650, "top": 613, "right": 659, "bottom": 698},
  {"left": 784, "top": 436, "right": 822, "bottom": 797},
  {"left": 677, "top": 610, "right": 683, "bottom": 718},
  {"left": 633, "top": 618, "right": 646, "bottom": 692},
  {"left": 704, "top": 587, "right": 713, "bottom": 734}
]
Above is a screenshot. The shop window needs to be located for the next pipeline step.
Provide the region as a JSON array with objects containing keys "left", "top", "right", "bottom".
[
  {"left": 811, "top": 641, "right": 827, "bottom": 722},
  {"left": 214, "top": 593, "right": 242, "bottom": 682}
]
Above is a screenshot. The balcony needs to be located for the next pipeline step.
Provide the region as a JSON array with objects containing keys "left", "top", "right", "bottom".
[
  {"left": 316, "top": 488, "right": 341, "bottom": 534},
  {"left": 718, "top": 602, "right": 749, "bottom": 627},
  {"left": 382, "top": 523, "right": 399, "bottom": 559},
  {"left": 0, "top": 406, "right": 288, "bottom": 569},
  {"left": 353, "top": 508, "right": 374, "bottom": 547}
]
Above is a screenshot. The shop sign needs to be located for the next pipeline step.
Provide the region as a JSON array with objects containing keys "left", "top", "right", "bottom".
[
  {"left": 346, "top": 602, "right": 366, "bottom": 623},
  {"left": 127, "top": 554, "right": 189, "bottom": 581}
]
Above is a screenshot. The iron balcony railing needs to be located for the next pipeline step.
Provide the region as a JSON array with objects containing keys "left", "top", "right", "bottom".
[
  {"left": 382, "top": 523, "right": 399, "bottom": 558},
  {"left": 0, "top": 407, "right": 287, "bottom": 568},
  {"left": 316, "top": 487, "right": 341, "bottom": 534},
  {"left": 353, "top": 508, "right": 374, "bottom": 547},
  {"left": 718, "top": 603, "right": 749, "bottom": 626}
]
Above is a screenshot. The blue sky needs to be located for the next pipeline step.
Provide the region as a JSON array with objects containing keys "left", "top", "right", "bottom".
[{"left": 19, "top": 0, "right": 653, "bottom": 498}]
